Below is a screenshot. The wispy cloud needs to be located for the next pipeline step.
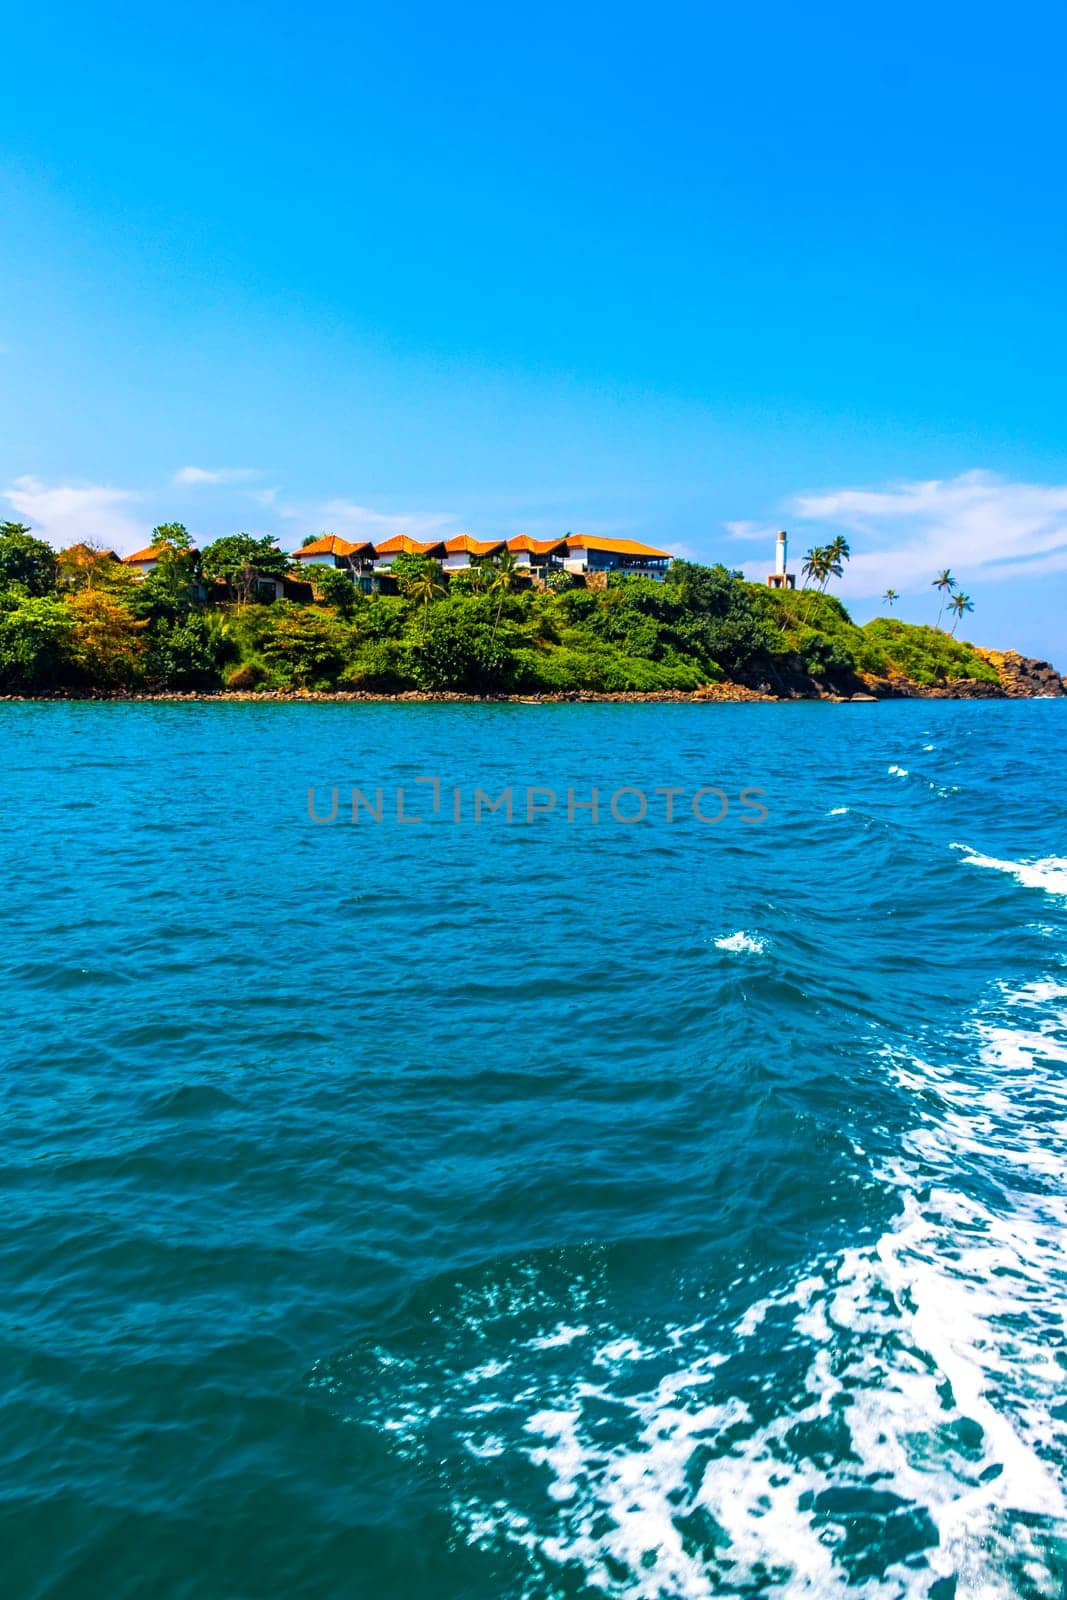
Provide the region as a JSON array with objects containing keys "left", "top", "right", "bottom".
[
  {"left": 723, "top": 519, "right": 781, "bottom": 544},
  {"left": 737, "top": 471, "right": 1067, "bottom": 596},
  {"left": 174, "top": 465, "right": 262, "bottom": 486},
  {"left": 267, "top": 494, "right": 461, "bottom": 548},
  {"left": 3, "top": 475, "right": 145, "bottom": 553}
]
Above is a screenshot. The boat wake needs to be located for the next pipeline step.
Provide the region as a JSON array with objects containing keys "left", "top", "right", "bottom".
[{"left": 311, "top": 944, "right": 1067, "bottom": 1594}]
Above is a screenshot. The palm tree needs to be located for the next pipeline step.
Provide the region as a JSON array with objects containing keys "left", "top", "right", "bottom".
[
  {"left": 824, "top": 536, "right": 851, "bottom": 588},
  {"left": 800, "top": 546, "right": 829, "bottom": 621},
  {"left": 932, "top": 569, "right": 955, "bottom": 628},
  {"left": 405, "top": 565, "right": 444, "bottom": 635},
  {"left": 883, "top": 588, "right": 899, "bottom": 609},
  {"left": 948, "top": 592, "right": 974, "bottom": 636},
  {"left": 489, "top": 549, "right": 519, "bottom": 638},
  {"left": 801, "top": 546, "right": 826, "bottom": 589}
]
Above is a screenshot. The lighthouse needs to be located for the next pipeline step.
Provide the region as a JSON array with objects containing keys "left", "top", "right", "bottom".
[{"left": 767, "top": 530, "right": 795, "bottom": 590}]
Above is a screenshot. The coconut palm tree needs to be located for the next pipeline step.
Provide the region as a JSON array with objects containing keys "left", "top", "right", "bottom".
[
  {"left": 405, "top": 565, "right": 445, "bottom": 636},
  {"left": 824, "top": 536, "right": 851, "bottom": 589},
  {"left": 800, "top": 546, "right": 829, "bottom": 620},
  {"left": 489, "top": 549, "right": 520, "bottom": 638},
  {"left": 948, "top": 592, "right": 974, "bottom": 636},
  {"left": 932, "top": 569, "right": 956, "bottom": 628},
  {"left": 883, "top": 588, "right": 899, "bottom": 609},
  {"left": 801, "top": 547, "right": 826, "bottom": 589}
]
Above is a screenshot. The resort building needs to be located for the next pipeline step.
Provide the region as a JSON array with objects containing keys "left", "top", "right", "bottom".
[
  {"left": 291, "top": 534, "right": 377, "bottom": 573},
  {"left": 562, "top": 535, "right": 671, "bottom": 581},
  {"left": 372, "top": 535, "right": 449, "bottom": 569},
  {"left": 442, "top": 535, "right": 506, "bottom": 572},
  {"left": 56, "top": 545, "right": 122, "bottom": 587},
  {"left": 506, "top": 536, "right": 568, "bottom": 575},
  {"left": 122, "top": 544, "right": 199, "bottom": 578},
  {"left": 281, "top": 531, "right": 672, "bottom": 584}
]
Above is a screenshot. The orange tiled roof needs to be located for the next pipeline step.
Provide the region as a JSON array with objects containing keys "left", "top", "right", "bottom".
[
  {"left": 506, "top": 535, "right": 567, "bottom": 555},
  {"left": 61, "top": 543, "right": 120, "bottom": 564},
  {"left": 292, "top": 535, "right": 374, "bottom": 559},
  {"left": 564, "top": 535, "right": 671, "bottom": 558},
  {"left": 444, "top": 534, "right": 506, "bottom": 555},
  {"left": 123, "top": 544, "right": 199, "bottom": 564},
  {"left": 374, "top": 535, "right": 447, "bottom": 556}
]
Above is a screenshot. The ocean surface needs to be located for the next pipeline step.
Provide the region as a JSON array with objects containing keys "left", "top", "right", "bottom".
[{"left": 2, "top": 700, "right": 1067, "bottom": 1600}]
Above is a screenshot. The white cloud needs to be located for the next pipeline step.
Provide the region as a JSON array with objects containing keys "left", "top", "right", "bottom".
[
  {"left": 723, "top": 519, "right": 782, "bottom": 544},
  {"left": 3, "top": 475, "right": 146, "bottom": 553},
  {"left": 268, "top": 495, "right": 461, "bottom": 550},
  {"left": 174, "top": 465, "right": 262, "bottom": 486},
  {"left": 738, "top": 471, "right": 1067, "bottom": 597}
]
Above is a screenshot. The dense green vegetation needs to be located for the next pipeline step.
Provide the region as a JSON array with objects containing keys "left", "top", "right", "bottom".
[
  {"left": 0, "top": 523, "right": 1001, "bottom": 695},
  {"left": 751, "top": 587, "right": 1000, "bottom": 686}
]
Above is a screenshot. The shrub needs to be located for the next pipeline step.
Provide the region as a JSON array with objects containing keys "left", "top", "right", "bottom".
[
  {"left": 863, "top": 619, "right": 998, "bottom": 684},
  {"left": 0, "top": 592, "right": 73, "bottom": 690},
  {"left": 258, "top": 606, "right": 346, "bottom": 688},
  {"left": 145, "top": 614, "right": 226, "bottom": 689},
  {"left": 65, "top": 590, "right": 147, "bottom": 687},
  {"left": 339, "top": 640, "right": 412, "bottom": 692},
  {"left": 225, "top": 662, "right": 266, "bottom": 690}
]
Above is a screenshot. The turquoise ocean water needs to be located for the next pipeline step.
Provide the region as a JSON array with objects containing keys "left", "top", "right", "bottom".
[{"left": 2, "top": 700, "right": 1067, "bottom": 1598}]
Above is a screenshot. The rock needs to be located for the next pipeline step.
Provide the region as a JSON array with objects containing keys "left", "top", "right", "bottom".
[{"left": 977, "top": 649, "right": 1067, "bottom": 697}]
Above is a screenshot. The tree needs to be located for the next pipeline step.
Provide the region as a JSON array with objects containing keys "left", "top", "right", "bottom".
[
  {"left": 394, "top": 554, "right": 445, "bottom": 635},
  {"left": 412, "top": 600, "right": 514, "bottom": 692},
  {"left": 800, "top": 547, "right": 828, "bottom": 621},
  {"left": 0, "top": 591, "right": 73, "bottom": 689},
  {"left": 0, "top": 524, "right": 57, "bottom": 596},
  {"left": 932, "top": 569, "right": 955, "bottom": 629},
  {"left": 883, "top": 588, "right": 899, "bottom": 609},
  {"left": 823, "top": 536, "right": 851, "bottom": 591},
  {"left": 145, "top": 613, "right": 226, "bottom": 689},
  {"left": 948, "top": 592, "right": 974, "bottom": 635},
  {"left": 801, "top": 547, "right": 828, "bottom": 589},
  {"left": 65, "top": 590, "right": 148, "bottom": 686},
  {"left": 131, "top": 546, "right": 202, "bottom": 618},
  {"left": 56, "top": 543, "right": 134, "bottom": 595},
  {"left": 305, "top": 563, "right": 358, "bottom": 617},
  {"left": 152, "top": 522, "right": 193, "bottom": 551},
  {"left": 200, "top": 535, "right": 289, "bottom": 606},
  {"left": 258, "top": 606, "right": 346, "bottom": 688},
  {"left": 488, "top": 548, "right": 520, "bottom": 637}
]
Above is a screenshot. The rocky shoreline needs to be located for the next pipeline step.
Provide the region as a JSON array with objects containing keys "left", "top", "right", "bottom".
[{"left": 1, "top": 651, "right": 1063, "bottom": 707}]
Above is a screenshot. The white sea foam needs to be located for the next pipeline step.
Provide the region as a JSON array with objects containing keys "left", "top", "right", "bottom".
[
  {"left": 713, "top": 931, "right": 768, "bottom": 955},
  {"left": 888, "top": 764, "right": 909, "bottom": 776},
  {"left": 528, "top": 1323, "right": 589, "bottom": 1350},
  {"left": 953, "top": 845, "right": 1067, "bottom": 898},
  {"left": 828, "top": 805, "right": 850, "bottom": 815},
  {"left": 461, "top": 979, "right": 1067, "bottom": 1596},
  {"left": 320, "top": 980, "right": 1067, "bottom": 1597}
]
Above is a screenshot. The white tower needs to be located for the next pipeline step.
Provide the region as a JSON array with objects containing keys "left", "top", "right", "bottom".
[{"left": 767, "top": 530, "right": 795, "bottom": 590}]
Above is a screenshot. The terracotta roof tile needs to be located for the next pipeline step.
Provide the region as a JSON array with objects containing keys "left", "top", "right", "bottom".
[
  {"left": 565, "top": 535, "right": 671, "bottom": 558},
  {"left": 444, "top": 534, "right": 506, "bottom": 555},
  {"left": 374, "top": 535, "right": 447, "bottom": 557},
  {"left": 506, "top": 535, "right": 567, "bottom": 555},
  {"left": 292, "top": 535, "right": 374, "bottom": 558}
]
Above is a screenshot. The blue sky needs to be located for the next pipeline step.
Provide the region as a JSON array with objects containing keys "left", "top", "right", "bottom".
[{"left": 2, "top": 0, "right": 1066, "bottom": 657}]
